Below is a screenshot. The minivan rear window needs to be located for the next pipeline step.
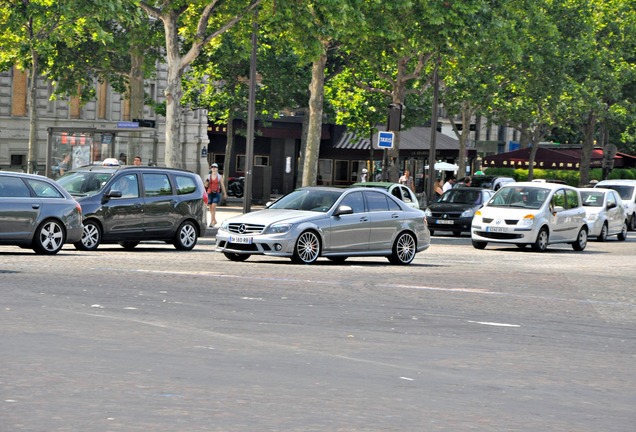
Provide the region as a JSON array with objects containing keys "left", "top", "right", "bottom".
[{"left": 175, "top": 175, "right": 197, "bottom": 195}]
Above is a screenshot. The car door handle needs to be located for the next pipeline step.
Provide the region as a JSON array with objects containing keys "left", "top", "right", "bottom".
[
  {"left": 391, "top": 214, "right": 400, "bottom": 219},
  {"left": 32, "top": 204, "right": 40, "bottom": 209},
  {"left": 359, "top": 217, "right": 369, "bottom": 222}
]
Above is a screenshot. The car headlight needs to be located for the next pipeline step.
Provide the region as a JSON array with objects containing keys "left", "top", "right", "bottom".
[
  {"left": 266, "top": 223, "right": 293, "bottom": 234},
  {"left": 520, "top": 214, "right": 535, "bottom": 227},
  {"left": 460, "top": 208, "right": 475, "bottom": 218},
  {"left": 219, "top": 221, "right": 229, "bottom": 231},
  {"left": 587, "top": 213, "right": 598, "bottom": 222},
  {"left": 424, "top": 208, "right": 432, "bottom": 217}
]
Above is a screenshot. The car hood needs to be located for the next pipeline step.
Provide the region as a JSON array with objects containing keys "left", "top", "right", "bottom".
[
  {"left": 477, "top": 206, "right": 543, "bottom": 218},
  {"left": 225, "top": 208, "right": 327, "bottom": 225},
  {"left": 428, "top": 202, "right": 479, "bottom": 212}
]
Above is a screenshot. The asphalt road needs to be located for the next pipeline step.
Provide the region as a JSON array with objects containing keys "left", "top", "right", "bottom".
[{"left": 1, "top": 233, "right": 635, "bottom": 432}]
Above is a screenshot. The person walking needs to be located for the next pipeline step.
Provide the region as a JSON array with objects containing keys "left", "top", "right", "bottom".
[
  {"left": 205, "top": 163, "right": 227, "bottom": 227},
  {"left": 434, "top": 178, "right": 444, "bottom": 198}
]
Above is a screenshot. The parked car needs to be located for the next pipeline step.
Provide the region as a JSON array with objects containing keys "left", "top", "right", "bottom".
[
  {"left": 425, "top": 187, "right": 495, "bottom": 236},
  {"left": 351, "top": 181, "right": 420, "bottom": 209},
  {"left": 471, "top": 182, "right": 588, "bottom": 252},
  {"left": 594, "top": 179, "right": 636, "bottom": 231},
  {"left": 471, "top": 175, "right": 515, "bottom": 190},
  {"left": 57, "top": 165, "right": 207, "bottom": 251},
  {"left": 579, "top": 188, "right": 628, "bottom": 241},
  {"left": 0, "top": 171, "right": 83, "bottom": 254},
  {"left": 216, "top": 186, "right": 431, "bottom": 265}
]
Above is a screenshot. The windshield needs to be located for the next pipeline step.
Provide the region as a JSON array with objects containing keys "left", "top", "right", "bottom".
[
  {"left": 488, "top": 186, "right": 549, "bottom": 209},
  {"left": 600, "top": 185, "right": 634, "bottom": 200},
  {"left": 57, "top": 171, "right": 113, "bottom": 197},
  {"left": 439, "top": 189, "right": 482, "bottom": 205},
  {"left": 580, "top": 191, "right": 605, "bottom": 207},
  {"left": 269, "top": 189, "right": 342, "bottom": 212}
]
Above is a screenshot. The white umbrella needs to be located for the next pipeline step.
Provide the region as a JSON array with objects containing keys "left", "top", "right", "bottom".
[{"left": 424, "top": 162, "right": 458, "bottom": 171}]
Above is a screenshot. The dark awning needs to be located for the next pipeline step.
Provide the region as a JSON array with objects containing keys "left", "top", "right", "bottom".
[{"left": 480, "top": 146, "right": 635, "bottom": 170}]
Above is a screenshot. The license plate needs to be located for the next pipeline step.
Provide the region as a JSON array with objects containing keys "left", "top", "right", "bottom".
[
  {"left": 435, "top": 219, "right": 454, "bottom": 225},
  {"left": 230, "top": 236, "right": 253, "bottom": 244},
  {"left": 486, "top": 226, "right": 507, "bottom": 233}
]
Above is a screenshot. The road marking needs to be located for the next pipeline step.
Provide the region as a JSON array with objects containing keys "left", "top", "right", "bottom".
[{"left": 468, "top": 320, "right": 520, "bottom": 327}]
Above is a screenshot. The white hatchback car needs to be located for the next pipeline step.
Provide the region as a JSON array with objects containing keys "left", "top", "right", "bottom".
[
  {"left": 594, "top": 179, "right": 636, "bottom": 231},
  {"left": 579, "top": 188, "right": 627, "bottom": 241},
  {"left": 471, "top": 182, "right": 588, "bottom": 252}
]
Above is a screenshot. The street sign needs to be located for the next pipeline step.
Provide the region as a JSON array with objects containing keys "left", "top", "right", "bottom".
[
  {"left": 378, "top": 131, "right": 394, "bottom": 149},
  {"left": 117, "top": 121, "right": 139, "bottom": 128}
]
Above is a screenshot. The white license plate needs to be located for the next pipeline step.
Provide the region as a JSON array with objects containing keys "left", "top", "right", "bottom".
[
  {"left": 435, "top": 219, "right": 454, "bottom": 225},
  {"left": 486, "top": 226, "right": 507, "bottom": 233},
  {"left": 230, "top": 236, "right": 253, "bottom": 244}
]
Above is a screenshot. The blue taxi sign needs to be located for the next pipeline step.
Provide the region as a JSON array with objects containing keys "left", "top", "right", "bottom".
[{"left": 378, "top": 131, "right": 394, "bottom": 149}]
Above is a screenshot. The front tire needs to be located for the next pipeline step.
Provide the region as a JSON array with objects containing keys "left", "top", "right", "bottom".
[
  {"left": 531, "top": 227, "right": 549, "bottom": 252},
  {"left": 119, "top": 241, "right": 139, "bottom": 250},
  {"left": 174, "top": 220, "right": 198, "bottom": 250},
  {"left": 472, "top": 240, "right": 487, "bottom": 249},
  {"left": 292, "top": 231, "right": 320, "bottom": 264},
  {"left": 327, "top": 256, "right": 348, "bottom": 263},
  {"left": 388, "top": 232, "right": 416, "bottom": 265},
  {"left": 617, "top": 221, "right": 628, "bottom": 241},
  {"left": 571, "top": 227, "right": 588, "bottom": 251},
  {"left": 224, "top": 252, "right": 250, "bottom": 262},
  {"left": 628, "top": 214, "right": 636, "bottom": 231},
  {"left": 33, "top": 219, "right": 65, "bottom": 255},
  {"left": 596, "top": 223, "right": 608, "bottom": 242},
  {"left": 75, "top": 220, "right": 101, "bottom": 251}
]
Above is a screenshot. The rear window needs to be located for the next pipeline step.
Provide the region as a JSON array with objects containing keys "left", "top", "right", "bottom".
[
  {"left": 599, "top": 185, "right": 635, "bottom": 201},
  {"left": 143, "top": 173, "right": 172, "bottom": 197},
  {"left": 0, "top": 176, "right": 31, "bottom": 197},
  {"left": 175, "top": 175, "right": 197, "bottom": 195},
  {"left": 26, "top": 178, "right": 64, "bottom": 198}
]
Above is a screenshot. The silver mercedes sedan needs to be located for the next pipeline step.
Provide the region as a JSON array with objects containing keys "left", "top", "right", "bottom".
[{"left": 216, "top": 187, "right": 430, "bottom": 264}]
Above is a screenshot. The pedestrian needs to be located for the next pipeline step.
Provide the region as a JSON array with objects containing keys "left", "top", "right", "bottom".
[
  {"left": 434, "top": 178, "right": 444, "bottom": 198},
  {"left": 442, "top": 176, "right": 456, "bottom": 192},
  {"left": 133, "top": 155, "right": 142, "bottom": 166},
  {"left": 58, "top": 153, "right": 71, "bottom": 176},
  {"left": 205, "top": 163, "right": 227, "bottom": 227},
  {"left": 360, "top": 168, "right": 368, "bottom": 183},
  {"left": 399, "top": 169, "right": 415, "bottom": 192}
]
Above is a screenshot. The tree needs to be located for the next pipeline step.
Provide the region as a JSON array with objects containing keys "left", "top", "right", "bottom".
[{"left": 138, "top": 0, "right": 261, "bottom": 168}]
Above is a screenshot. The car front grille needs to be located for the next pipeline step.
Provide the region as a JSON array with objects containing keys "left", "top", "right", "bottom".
[
  {"left": 430, "top": 211, "right": 462, "bottom": 220},
  {"left": 226, "top": 223, "right": 265, "bottom": 234},
  {"left": 482, "top": 217, "right": 519, "bottom": 225}
]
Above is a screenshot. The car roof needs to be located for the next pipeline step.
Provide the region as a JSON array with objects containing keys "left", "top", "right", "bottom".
[
  {"left": 0, "top": 171, "right": 54, "bottom": 181},
  {"left": 500, "top": 181, "right": 576, "bottom": 190},
  {"left": 351, "top": 181, "right": 396, "bottom": 188},
  {"left": 596, "top": 179, "right": 636, "bottom": 185},
  {"left": 67, "top": 164, "right": 195, "bottom": 174}
]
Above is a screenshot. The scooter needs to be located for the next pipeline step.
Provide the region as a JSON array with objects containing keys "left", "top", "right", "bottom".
[{"left": 227, "top": 176, "right": 244, "bottom": 198}]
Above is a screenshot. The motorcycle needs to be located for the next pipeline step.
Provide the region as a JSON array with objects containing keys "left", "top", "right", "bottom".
[{"left": 227, "top": 176, "right": 244, "bottom": 198}]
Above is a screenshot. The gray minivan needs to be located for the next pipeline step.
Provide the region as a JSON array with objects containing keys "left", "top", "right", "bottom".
[{"left": 58, "top": 165, "right": 207, "bottom": 250}]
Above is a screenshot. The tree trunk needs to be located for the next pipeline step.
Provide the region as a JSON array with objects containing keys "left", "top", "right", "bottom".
[
  {"left": 302, "top": 49, "right": 327, "bottom": 187},
  {"left": 222, "top": 112, "right": 235, "bottom": 204},
  {"left": 162, "top": 14, "right": 184, "bottom": 168},
  {"left": 129, "top": 47, "right": 145, "bottom": 159},
  {"left": 27, "top": 51, "right": 39, "bottom": 173},
  {"left": 579, "top": 113, "right": 596, "bottom": 186}
]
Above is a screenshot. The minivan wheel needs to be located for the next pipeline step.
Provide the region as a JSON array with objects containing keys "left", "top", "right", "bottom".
[
  {"left": 597, "top": 223, "right": 608, "bottom": 242},
  {"left": 75, "top": 220, "right": 101, "bottom": 251},
  {"left": 617, "top": 221, "right": 628, "bottom": 241},
  {"left": 174, "top": 220, "right": 198, "bottom": 250},
  {"left": 629, "top": 214, "right": 636, "bottom": 231},
  {"left": 531, "top": 227, "right": 549, "bottom": 252},
  {"left": 472, "top": 240, "right": 487, "bottom": 249},
  {"left": 119, "top": 241, "right": 139, "bottom": 250},
  {"left": 571, "top": 227, "right": 588, "bottom": 251},
  {"left": 33, "top": 219, "right": 65, "bottom": 255}
]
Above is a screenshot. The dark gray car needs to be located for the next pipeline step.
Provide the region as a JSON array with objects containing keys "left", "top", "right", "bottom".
[
  {"left": 58, "top": 165, "right": 207, "bottom": 251},
  {"left": 0, "top": 171, "right": 83, "bottom": 254}
]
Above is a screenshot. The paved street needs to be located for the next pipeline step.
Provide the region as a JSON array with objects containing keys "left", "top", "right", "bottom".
[{"left": 1, "top": 228, "right": 635, "bottom": 432}]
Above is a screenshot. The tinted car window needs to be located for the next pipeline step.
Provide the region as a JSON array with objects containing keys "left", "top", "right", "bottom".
[
  {"left": 565, "top": 189, "right": 579, "bottom": 209},
  {"left": 143, "top": 173, "right": 172, "bottom": 197},
  {"left": 552, "top": 189, "right": 566, "bottom": 208},
  {"left": 26, "top": 178, "right": 64, "bottom": 198},
  {"left": 341, "top": 191, "right": 365, "bottom": 213},
  {"left": 175, "top": 174, "right": 197, "bottom": 195},
  {"left": 111, "top": 174, "right": 139, "bottom": 198},
  {"left": 366, "top": 191, "right": 390, "bottom": 212},
  {"left": 0, "top": 176, "right": 30, "bottom": 197}
]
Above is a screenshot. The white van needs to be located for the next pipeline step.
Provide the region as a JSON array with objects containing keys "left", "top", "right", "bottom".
[{"left": 595, "top": 179, "right": 636, "bottom": 231}]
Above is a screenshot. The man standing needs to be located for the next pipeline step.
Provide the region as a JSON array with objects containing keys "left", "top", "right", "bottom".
[
  {"left": 133, "top": 156, "right": 142, "bottom": 166},
  {"left": 442, "top": 176, "right": 456, "bottom": 192}
]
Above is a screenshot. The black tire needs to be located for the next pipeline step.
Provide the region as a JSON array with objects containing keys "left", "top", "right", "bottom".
[
  {"left": 629, "top": 214, "right": 636, "bottom": 231},
  {"left": 452, "top": 231, "right": 462, "bottom": 237},
  {"left": 75, "top": 219, "right": 101, "bottom": 251},
  {"left": 388, "top": 232, "right": 416, "bottom": 265},
  {"left": 224, "top": 252, "right": 250, "bottom": 261},
  {"left": 291, "top": 231, "right": 321, "bottom": 264},
  {"left": 327, "top": 256, "right": 348, "bottom": 263},
  {"left": 174, "top": 220, "right": 198, "bottom": 250},
  {"left": 472, "top": 240, "right": 487, "bottom": 250},
  {"left": 516, "top": 244, "right": 528, "bottom": 249},
  {"left": 572, "top": 227, "right": 588, "bottom": 251},
  {"left": 429, "top": 230, "right": 435, "bottom": 236},
  {"left": 119, "top": 241, "right": 139, "bottom": 250},
  {"left": 596, "top": 223, "right": 608, "bottom": 242},
  {"left": 33, "top": 219, "right": 65, "bottom": 255},
  {"left": 617, "top": 221, "right": 628, "bottom": 241},
  {"left": 531, "top": 227, "right": 549, "bottom": 252}
]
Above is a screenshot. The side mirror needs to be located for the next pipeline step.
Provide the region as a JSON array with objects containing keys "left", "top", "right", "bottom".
[
  {"left": 333, "top": 205, "right": 353, "bottom": 216},
  {"left": 606, "top": 201, "right": 616, "bottom": 210},
  {"left": 106, "top": 189, "right": 122, "bottom": 199}
]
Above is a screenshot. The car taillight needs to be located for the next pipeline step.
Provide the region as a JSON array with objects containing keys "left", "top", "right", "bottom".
[{"left": 75, "top": 202, "right": 82, "bottom": 215}]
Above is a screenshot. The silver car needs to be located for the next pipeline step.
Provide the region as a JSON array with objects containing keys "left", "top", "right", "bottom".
[
  {"left": 579, "top": 188, "right": 628, "bottom": 241},
  {"left": 0, "top": 172, "right": 83, "bottom": 254},
  {"left": 471, "top": 182, "right": 588, "bottom": 252},
  {"left": 216, "top": 187, "right": 430, "bottom": 264}
]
